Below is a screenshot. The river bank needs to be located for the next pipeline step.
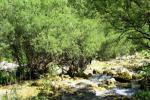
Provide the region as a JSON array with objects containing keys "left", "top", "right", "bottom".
[{"left": 0, "top": 54, "right": 150, "bottom": 99}]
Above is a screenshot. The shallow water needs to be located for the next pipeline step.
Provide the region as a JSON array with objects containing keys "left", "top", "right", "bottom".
[
  {"left": 89, "top": 74, "right": 111, "bottom": 83},
  {"left": 92, "top": 87, "right": 135, "bottom": 97},
  {"left": 61, "top": 74, "right": 139, "bottom": 98},
  {"left": 113, "top": 88, "right": 135, "bottom": 96}
]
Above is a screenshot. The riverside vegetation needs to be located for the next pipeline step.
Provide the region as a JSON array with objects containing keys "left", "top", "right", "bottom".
[{"left": 0, "top": 0, "right": 150, "bottom": 100}]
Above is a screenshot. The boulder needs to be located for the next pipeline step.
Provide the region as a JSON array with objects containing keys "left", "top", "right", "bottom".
[
  {"left": 83, "top": 63, "right": 94, "bottom": 76},
  {"left": 98, "top": 78, "right": 116, "bottom": 88},
  {"left": 132, "top": 73, "right": 144, "bottom": 80},
  {"left": 103, "top": 67, "right": 133, "bottom": 82},
  {"left": 114, "top": 71, "right": 132, "bottom": 82},
  {"left": 0, "top": 61, "right": 18, "bottom": 71},
  {"left": 83, "top": 60, "right": 103, "bottom": 76},
  {"left": 103, "top": 69, "right": 117, "bottom": 77},
  {"left": 106, "top": 78, "right": 116, "bottom": 85}
]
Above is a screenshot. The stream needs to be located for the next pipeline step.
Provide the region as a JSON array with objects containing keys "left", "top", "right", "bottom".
[
  {"left": 58, "top": 72, "right": 141, "bottom": 100},
  {"left": 0, "top": 57, "right": 149, "bottom": 99},
  {"left": 90, "top": 74, "right": 137, "bottom": 96}
]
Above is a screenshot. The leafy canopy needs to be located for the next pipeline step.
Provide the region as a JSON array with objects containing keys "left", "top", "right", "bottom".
[{"left": 0, "top": 0, "right": 104, "bottom": 70}]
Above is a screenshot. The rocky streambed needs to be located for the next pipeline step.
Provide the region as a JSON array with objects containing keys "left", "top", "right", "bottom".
[
  {"left": 51, "top": 71, "right": 141, "bottom": 100},
  {"left": 0, "top": 54, "right": 150, "bottom": 100},
  {"left": 49, "top": 56, "right": 150, "bottom": 100}
]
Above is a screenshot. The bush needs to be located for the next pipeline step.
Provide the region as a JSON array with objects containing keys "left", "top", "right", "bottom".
[
  {"left": 16, "top": 66, "right": 47, "bottom": 80},
  {"left": 133, "top": 91, "right": 150, "bottom": 100},
  {"left": 0, "top": 71, "right": 16, "bottom": 85},
  {"left": 97, "top": 32, "right": 136, "bottom": 60},
  {"left": 141, "top": 50, "right": 150, "bottom": 57},
  {"left": 16, "top": 66, "right": 32, "bottom": 80}
]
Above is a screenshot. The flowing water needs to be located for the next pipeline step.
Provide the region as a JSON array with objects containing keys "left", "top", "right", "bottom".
[{"left": 60, "top": 73, "right": 141, "bottom": 100}]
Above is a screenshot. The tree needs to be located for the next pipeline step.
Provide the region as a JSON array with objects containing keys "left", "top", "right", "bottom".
[
  {"left": 0, "top": 0, "right": 56, "bottom": 78},
  {"left": 0, "top": 0, "right": 104, "bottom": 78},
  {"left": 91, "top": 0, "right": 150, "bottom": 50}
]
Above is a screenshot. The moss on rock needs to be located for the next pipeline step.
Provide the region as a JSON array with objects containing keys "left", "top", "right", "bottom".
[{"left": 114, "top": 71, "right": 132, "bottom": 82}]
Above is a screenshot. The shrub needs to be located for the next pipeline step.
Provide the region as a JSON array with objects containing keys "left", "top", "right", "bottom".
[
  {"left": 133, "top": 91, "right": 150, "bottom": 100},
  {"left": 0, "top": 71, "right": 16, "bottom": 85},
  {"left": 140, "top": 50, "right": 150, "bottom": 58},
  {"left": 16, "top": 66, "right": 32, "bottom": 80}
]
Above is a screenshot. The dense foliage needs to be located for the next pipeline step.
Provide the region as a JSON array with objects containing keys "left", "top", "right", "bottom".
[
  {"left": 133, "top": 91, "right": 150, "bottom": 100},
  {"left": 91, "top": 0, "right": 150, "bottom": 50},
  {"left": 0, "top": 71, "right": 16, "bottom": 85},
  {"left": 0, "top": 0, "right": 150, "bottom": 99},
  {"left": 0, "top": 0, "right": 104, "bottom": 78},
  {"left": 0, "top": 0, "right": 139, "bottom": 78}
]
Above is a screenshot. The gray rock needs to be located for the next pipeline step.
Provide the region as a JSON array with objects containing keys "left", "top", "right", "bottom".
[
  {"left": 106, "top": 78, "right": 116, "bottom": 85},
  {"left": 0, "top": 61, "right": 18, "bottom": 71},
  {"left": 103, "top": 67, "right": 133, "bottom": 82}
]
